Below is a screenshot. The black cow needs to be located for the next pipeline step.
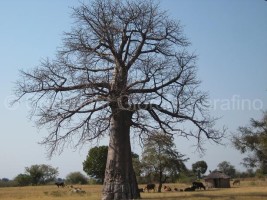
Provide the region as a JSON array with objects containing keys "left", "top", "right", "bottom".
[
  {"left": 144, "top": 183, "right": 156, "bottom": 192},
  {"left": 55, "top": 182, "right": 65, "bottom": 188},
  {"left": 192, "top": 181, "right": 206, "bottom": 190},
  {"left": 184, "top": 185, "right": 196, "bottom": 191}
]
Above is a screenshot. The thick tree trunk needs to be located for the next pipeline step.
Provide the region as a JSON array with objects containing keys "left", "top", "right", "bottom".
[{"left": 102, "top": 110, "right": 140, "bottom": 200}]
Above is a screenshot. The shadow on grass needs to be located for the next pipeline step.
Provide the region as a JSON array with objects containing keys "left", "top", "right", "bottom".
[{"left": 141, "top": 192, "right": 267, "bottom": 200}]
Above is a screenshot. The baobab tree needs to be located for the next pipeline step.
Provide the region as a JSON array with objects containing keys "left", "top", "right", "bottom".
[{"left": 13, "top": 0, "right": 224, "bottom": 199}]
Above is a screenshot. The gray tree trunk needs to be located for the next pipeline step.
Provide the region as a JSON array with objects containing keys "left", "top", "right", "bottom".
[{"left": 102, "top": 110, "right": 140, "bottom": 200}]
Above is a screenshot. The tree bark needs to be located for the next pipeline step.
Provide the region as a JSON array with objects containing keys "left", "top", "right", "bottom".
[
  {"left": 158, "top": 171, "right": 162, "bottom": 193},
  {"left": 102, "top": 110, "right": 140, "bottom": 200}
]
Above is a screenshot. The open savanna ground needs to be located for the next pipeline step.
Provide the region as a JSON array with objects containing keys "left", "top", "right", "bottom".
[{"left": 0, "top": 179, "right": 267, "bottom": 200}]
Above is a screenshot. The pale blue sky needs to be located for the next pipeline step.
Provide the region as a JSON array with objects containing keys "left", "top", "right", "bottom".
[{"left": 0, "top": 0, "right": 266, "bottom": 179}]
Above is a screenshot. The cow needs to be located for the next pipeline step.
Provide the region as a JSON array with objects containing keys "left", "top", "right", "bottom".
[
  {"left": 233, "top": 179, "right": 240, "bottom": 185},
  {"left": 174, "top": 187, "right": 183, "bottom": 192},
  {"left": 55, "top": 182, "right": 65, "bottom": 188},
  {"left": 184, "top": 185, "right": 196, "bottom": 192},
  {"left": 163, "top": 185, "right": 172, "bottom": 191},
  {"left": 192, "top": 181, "right": 206, "bottom": 190},
  {"left": 138, "top": 188, "right": 144, "bottom": 192},
  {"left": 69, "top": 185, "right": 86, "bottom": 194},
  {"left": 144, "top": 183, "right": 156, "bottom": 192}
]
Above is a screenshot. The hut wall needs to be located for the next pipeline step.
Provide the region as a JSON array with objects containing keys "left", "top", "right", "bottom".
[
  {"left": 219, "top": 178, "right": 230, "bottom": 188},
  {"left": 204, "top": 179, "right": 214, "bottom": 188},
  {"left": 205, "top": 178, "right": 230, "bottom": 188}
]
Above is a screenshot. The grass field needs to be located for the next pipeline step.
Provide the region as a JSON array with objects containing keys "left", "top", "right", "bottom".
[{"left": 0, "top": 180, "right": 266, "bottom": 200}]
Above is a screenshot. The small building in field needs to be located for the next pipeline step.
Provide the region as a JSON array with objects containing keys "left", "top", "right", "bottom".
[{"left": 204, "top": 170, "right": 230, "bottom": 188}]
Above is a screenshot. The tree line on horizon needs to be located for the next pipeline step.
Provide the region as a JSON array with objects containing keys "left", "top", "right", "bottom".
[{"left": 2, "top": 112, "right": 267, "bottom": 188}]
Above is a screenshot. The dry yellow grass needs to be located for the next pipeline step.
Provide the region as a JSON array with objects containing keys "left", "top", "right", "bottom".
[
  {"left": 0, "top": 185, "right": 101, "bottom": 200},
  {"left": 141, "top": 187, "right": 267, "bottom": 200},
  {"left": 0, "top": 180, "right": 266, "bottom": 200}
]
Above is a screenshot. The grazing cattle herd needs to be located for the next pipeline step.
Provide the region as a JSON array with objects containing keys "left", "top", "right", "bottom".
[
  {"left": 55, "top": 180, "right": 241, "bottom": 195},
  {"left": 139, "top": 181, "right": 208, "bottom": 193},
  {"left": 138, "top": 179, "right": 240, "bottom": 193}
]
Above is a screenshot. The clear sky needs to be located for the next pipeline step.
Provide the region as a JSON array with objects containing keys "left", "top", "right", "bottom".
[{"left": 0, "top": 0, "right": 266, "bottom": 179}]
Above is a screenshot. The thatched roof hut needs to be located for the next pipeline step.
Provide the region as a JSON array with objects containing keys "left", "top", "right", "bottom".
[{"left": 204, "top": 170, "right": 230, "bottom": 188}]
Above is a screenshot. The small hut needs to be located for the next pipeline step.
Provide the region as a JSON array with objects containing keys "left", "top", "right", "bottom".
[{"left": 204, "top": 170, "right": 230, "bottom": 188}]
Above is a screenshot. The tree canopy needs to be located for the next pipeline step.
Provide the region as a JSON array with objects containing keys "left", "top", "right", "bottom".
[
  {"left": 232, "top": 111, "right": 267, "bottom": 173},
  {"left": 192, "top": 160, "right": 208, "bottom": 179},
  {"left": 65, "top": 172, "right": 88, "bottom": 185},
  {"left": 13, "top": 174, "right": 32, "bottom": 186},
  {"left": 24, "top": 164, "right": 58, "bottom": 185},
  {"left": 141, "top": 132, "right": 188, "bottom": 192},
  {"left": 83, "top": 146, "right": 108, "bottom": 183},
  {"left": 217, "top": 161, "right": 236, "bottom": 178}
]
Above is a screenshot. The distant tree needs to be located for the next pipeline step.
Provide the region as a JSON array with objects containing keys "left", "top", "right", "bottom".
[
  {"left": 232, "top": 111, "right": 267, "bottom": 174},
  {"left": 25, "top": 164, "right": 58, "bottom": 185},
  {"left": 217, "top": 161, "right": 236, "bottom": 178},
  {"left": 192, "top": 160, "right": 208, "bottom": 179},
  {"left": 12, "top": 0, "right": 224, "bottom": 198},
  {"left": 176, "top": 169, "right": 196, "bottom": 183},
  {"left": 13, "top": 174, "right": 32, "bottom": 186},
  {"left": 1, "top": 178, "right": 9, "bottom": 182},
  {"left": 0, "top": 178, "right": 16, "bottom": 187},
  {"left": 245, "top": 168, "right": 255, "bottom": 177},
  {"left": 142, "top": 132, "right": 188, "bottom": 192},
  {"left": 234, "top": 168, "right": 255, "bottom": 179},
  {"left": 83, "top": 146, "right": 108, "bottom": 184},
  {"left": 65, "top": 172, "right": 88, "bottom": 185}
]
